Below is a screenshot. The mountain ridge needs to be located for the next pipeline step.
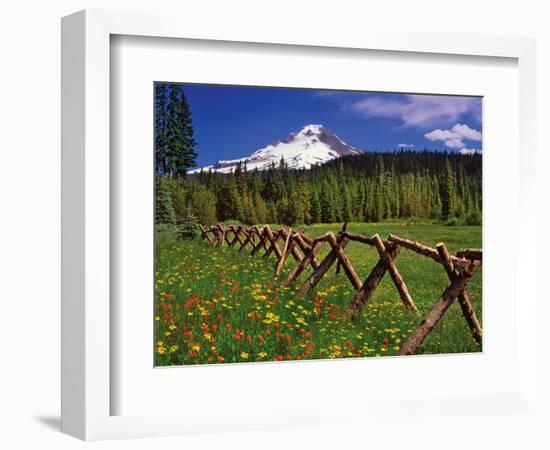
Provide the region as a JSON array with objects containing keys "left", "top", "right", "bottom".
[{"left": 188, "top": 124, "right": 362, "bottom": 174}]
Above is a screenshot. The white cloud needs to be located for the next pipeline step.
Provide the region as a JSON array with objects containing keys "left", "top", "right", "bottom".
[
  {"left": 424, "top": 123, "right": 482, "bottom": 149},
  {"left": 397, "top": 143, "right": 414, "bottom": 148},
  {"left": 349, "top": 95, "right": 481, "bottom": 127},
  {"left": 451, "top": 123, "right": 482, "bottom": 141}
]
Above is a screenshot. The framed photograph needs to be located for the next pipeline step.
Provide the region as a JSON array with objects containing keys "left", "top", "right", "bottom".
[{"left": 62, "top": 9, "right": 537, "bottom": 441}]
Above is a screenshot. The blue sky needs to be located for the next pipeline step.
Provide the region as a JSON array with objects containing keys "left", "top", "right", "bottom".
[{"left": 172, "top": 83, "right": 482, "bottom": 168}]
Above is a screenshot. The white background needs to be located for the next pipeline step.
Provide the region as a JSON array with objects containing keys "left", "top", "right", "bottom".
[
  {"left": 0, "top": 1, "right": 548, "bottom": 449},
  {"left": 112, "top": 35, "right": 520, "bottom": 417}
]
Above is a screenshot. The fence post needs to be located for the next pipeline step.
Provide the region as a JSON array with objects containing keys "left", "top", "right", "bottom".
[
  {"left": 397, "top": 261, "right": 479, "bottom": 356},
  {"left": 437, "top": 243, "right": 483, "bottom": 345},
  {"left": 373, "top": 234, "right": 417, "bottom": 311}
]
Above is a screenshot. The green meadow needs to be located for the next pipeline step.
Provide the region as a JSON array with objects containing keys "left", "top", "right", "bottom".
[{"left": 155, "top": 222, "right": 482, "bottom": 366}]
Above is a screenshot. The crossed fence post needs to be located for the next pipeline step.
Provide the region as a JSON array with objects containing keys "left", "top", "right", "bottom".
[{"left": 198, "top": 223, "right": 482, "bottom": 355}]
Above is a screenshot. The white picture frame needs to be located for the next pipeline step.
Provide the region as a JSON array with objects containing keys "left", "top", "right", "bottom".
[{"left": 61, "top": 9, "right": 538, "bottom": 441}]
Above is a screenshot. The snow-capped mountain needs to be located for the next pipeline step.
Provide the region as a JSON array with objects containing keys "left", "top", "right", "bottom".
[
  {"left": 188, "top": 124, "right": 362, "bottom": 174},
  {"left": 459, "top": 148, "right": 482, "bottom": 155}
]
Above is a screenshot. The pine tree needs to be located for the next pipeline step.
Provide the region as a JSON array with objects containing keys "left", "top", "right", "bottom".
[
  {"left": 320, "top": 187, "right": 335, "bottom": 223},
  {"left": 310, "top": 189, "right": 322, "bottom": 223},
  {"left": 178, "top": 207, "right": 198, "bottom": 240},
  {"left": 155, "top": 83, "right": 169, "bottom": 175},
  {"left": 155, "top": 176, "right": 176, "bottom": 224},
  {"left": 441, "top": 158, "right": 456, "bottom": 221},
  {"left": 253, "top": 192, "right": 269, "bottom": 224},
  {"left": 166, "top": 84, "right": 197, "bottom": 177}
]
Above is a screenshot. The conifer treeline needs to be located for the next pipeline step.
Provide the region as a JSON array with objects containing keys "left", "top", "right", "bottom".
[{"left": 156, "top": 151, "right": 482, "bottom": 227}]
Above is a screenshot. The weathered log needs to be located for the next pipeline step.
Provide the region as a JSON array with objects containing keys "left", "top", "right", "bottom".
[
  {"left": 283, "top": 240, "right": 325, "bottom": 286},
  {"left": 335, "top": 222, "right": 348, "bottom": 275},
  {"left": 239, "top": 228, "right": 253, "bottom": 251},
  {"left": 219, "top": 224, "right": 226, "bottom": 247},
  {"left": 263, "top": 225, "right": 283, "bottom": 259},
  {"left": 199, "top": 224, "right": 214, "bottom": 245},
  {"left": 294, "top": 233, "right": 320, "bottom": 269},
  {"left": 373, "top": 234, "right": 417, "bottom": 311},
  {"left": 437, "top": 243, "right": 482, "bottom": 345},
  {"left": 227, "top": 225, "right": 239, "bottom": 246},
  {"left": 289, "top": 239, "right": 304, "bottom": 262},
  {"left": 397, "top": 267, "right": 477, "bottom": 356},
  {"left": 251, "top": 234, "right": 266, "bottom": 255},
  {"left": 456, "top": 248, "right": 482, "bottom": 261},
  {"left": 348, "top": 244, "right": 400, "bottom": 314},
  {"left": 295, "top": 237, "right": 350, "bottom": 297},
  {"left": 211, "top": 224, "right": 222, "bottom": 247},
  {"left": 283, "top": 232, "right": 303, "bottom": 262},
  {"left": 299, "top": 232, "right": 314, "bottom": 247},
  {"left": 341, "top": 232, "right": 375, "bottom": 246},
  {"left": 274, "top": 228, "right": 292, "bottom": 277},
  {"left": 327, "top": 232, "right": 362, "bottom": 290},
  {"left": 233, "top": 226, "right": 245, "bottom": 246},
  {"left": 388, "top": 234, "right": 471, "bottom": 267}
]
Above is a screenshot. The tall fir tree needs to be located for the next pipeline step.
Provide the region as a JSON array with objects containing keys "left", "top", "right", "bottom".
[
  {"left": 155, "top": 176, "right": 177, "bottom": 225},
  {"left": 160, "top": 84, "right": 198, "bottom": 177},
  {"left": 310, "top": 189, "right": 322, "bottom": 223},
  {"left": 441, "top": 158, "right": 456, "bottom": 221},
  {"left": 155, "top": 83, "right": 169, "bottom": 175}
]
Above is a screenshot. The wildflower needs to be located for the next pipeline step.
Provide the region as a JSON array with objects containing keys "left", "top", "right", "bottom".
[
  {"left": 257, "top": 334, "right": 264, "bottom": 344},
  {"left": 258, "top": 352, "right": 267, "bottom": 359},
  {"left": 226, "top": 323, "right": 231, "bottom": 332},
  {"left": 240, "top": 352, "right": 249, "bottom": 360},
  {"left": 217, "top": 356, "right": 224, "bottom": 363}
]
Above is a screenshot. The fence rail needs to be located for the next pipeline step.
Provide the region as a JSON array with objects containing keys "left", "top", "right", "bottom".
[{"left": 198, "top": 223, "right": 482, "bottom": 355}]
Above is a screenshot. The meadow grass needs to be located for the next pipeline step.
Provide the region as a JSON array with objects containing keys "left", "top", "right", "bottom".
[{"left": 155, "top": 222, "right": 482, "bottom": 366}]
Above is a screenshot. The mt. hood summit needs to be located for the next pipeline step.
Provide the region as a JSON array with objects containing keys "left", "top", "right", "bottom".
[{"left": 188, "top": 124, "right": 362, "bottom": 174}]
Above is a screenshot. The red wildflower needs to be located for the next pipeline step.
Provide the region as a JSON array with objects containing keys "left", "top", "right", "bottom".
[{"left": 257, "top": 334, "right": 263, "bottom": 344}]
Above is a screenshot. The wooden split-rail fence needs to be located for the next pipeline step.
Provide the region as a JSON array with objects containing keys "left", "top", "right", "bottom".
[{"left": 198, "top": 223, "right": 483, "bottom": 356}]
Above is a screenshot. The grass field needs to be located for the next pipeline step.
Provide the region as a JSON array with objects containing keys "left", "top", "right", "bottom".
[{"left": 155, "top": 222, "right": 482, "bottom": 366}]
